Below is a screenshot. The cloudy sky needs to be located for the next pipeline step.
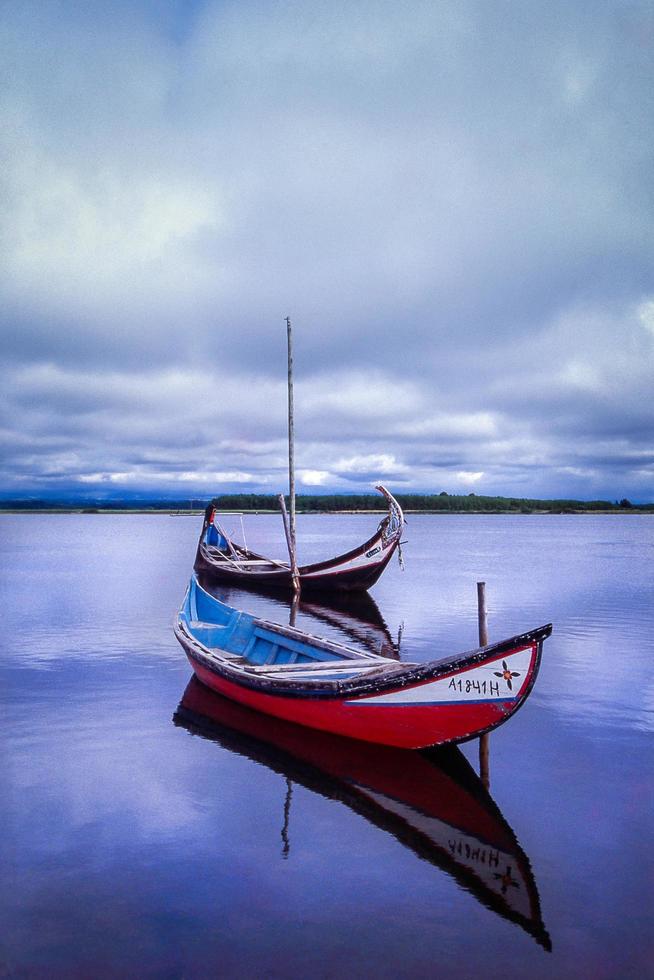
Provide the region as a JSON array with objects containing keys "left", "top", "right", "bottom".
[{"left": 1, "top": 0, "right": 653, "bottom": 501}]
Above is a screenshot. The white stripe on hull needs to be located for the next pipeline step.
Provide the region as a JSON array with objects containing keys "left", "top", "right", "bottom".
[
  {"left": 346, "top": 646, "right": 534, "bottom": 705},
  {"left": 302, "top": 537, "right": 393, "bottom": 578}
]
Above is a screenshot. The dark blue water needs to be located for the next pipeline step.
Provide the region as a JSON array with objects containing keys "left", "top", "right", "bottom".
[{"left": 1, "top": 514, "right": 652, "bottom": 978}]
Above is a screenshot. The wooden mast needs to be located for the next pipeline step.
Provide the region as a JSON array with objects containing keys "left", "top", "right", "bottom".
[{"left": 286, "top": 316, "right": 300, "bottom": 595}]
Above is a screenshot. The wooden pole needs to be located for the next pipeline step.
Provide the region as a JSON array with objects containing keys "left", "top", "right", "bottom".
[
  {"left": 278, "top": 491, "right": 294, "bottom": 568},
  {"left": 285, "top": 316, "right": 300, "bottom": 595},
  {"left": 278, "top": 493, "right": 301, "bottom": 599},
  {"left": 477, "top": 581, "right": 488, "bottom": 647},
  {"left": 289, "top": 590, "right": 300, "bottom": 630},
  {"left": 477, "top": 581, "right": 490, "bottom": 788}
]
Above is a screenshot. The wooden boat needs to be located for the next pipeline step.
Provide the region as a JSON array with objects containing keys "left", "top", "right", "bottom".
[
  {"left": 174, "top": 677, "right": 551, "bottom": 949},
  {"left": 194, "top": 484, "right": 405, "bottom": 594},
  {"left": 174, "top": 575, "right": 552, "bottom": 749}
]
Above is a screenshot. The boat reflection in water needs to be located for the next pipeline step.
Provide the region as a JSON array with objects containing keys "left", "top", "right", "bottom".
[
  {"left": 197, "top": 577, "right": 402, "bottom": 660},
  {"left": 174, "top": 677, "right": 551, "bottom": 951}
]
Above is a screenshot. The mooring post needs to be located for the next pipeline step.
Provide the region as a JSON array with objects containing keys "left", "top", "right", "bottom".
[
  {"left": 477, "top": 581, "right": 490, "bottom": 788},
  {"left": 477, "top": 581, "right": 488, "bottom": 647},
  {"left": 286, "top": 316, "right": 300, "bottom": 596}
]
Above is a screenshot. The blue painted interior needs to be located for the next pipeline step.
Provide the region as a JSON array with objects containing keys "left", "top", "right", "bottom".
[
  {"left": 180, "top": 577, "right": 347, "bottom": 666},
  {"left": 205, "top": 524, "right": 228, "bottom": 549}
]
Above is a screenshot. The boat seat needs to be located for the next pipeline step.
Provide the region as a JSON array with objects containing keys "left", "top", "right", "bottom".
[
  {"left": 213, "top": 650, "right": 246, "bottom": 663},
  {"left": 225, "top": 559, "right": 284, "bottom": 566},
  {"left": 244, "top": 659, "right": 378, "bottom": 673},
  {"left": 239, "top": 558, "right": 285, "bottom": 567},
  {"left": 204, "top": 548, "right": 286, "bottom": 568},
  {"left": 250, "top": 626, "right": 337, "bottom": 662}
]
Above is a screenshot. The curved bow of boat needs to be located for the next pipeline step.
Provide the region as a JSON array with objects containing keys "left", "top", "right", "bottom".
[{"left": 375, "top": 484, "right": 405, "bottom": 543}]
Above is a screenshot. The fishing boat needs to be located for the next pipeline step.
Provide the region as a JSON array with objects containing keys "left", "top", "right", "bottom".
[
  {"left": 174, "top": 575, "right": 552, "bottom": 749},
  {"left": 174, "top": 677, "right": 551, "bottom": 949},
  {"left": 194, "top": 484, "right": 405, "bottom": 594}
]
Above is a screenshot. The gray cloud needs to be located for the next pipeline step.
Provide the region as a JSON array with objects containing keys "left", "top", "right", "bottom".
[{"left": 1, "top": 1, "right": 653, "bottom": 499}]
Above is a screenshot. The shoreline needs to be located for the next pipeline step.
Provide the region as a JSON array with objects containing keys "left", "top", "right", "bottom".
[{"left": 0, "top": 508, "right": 651, "bottom": 516}]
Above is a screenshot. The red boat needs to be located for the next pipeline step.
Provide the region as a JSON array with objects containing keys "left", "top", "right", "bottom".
[
  {"left": 174, "top": 575, "right": 552, "bottom": 750},
  {"left": 174, "top": 677, "right": 551, "bottom": 949},
  {"left": 193, "top": 485, "right": 405, "bottom": 593}
]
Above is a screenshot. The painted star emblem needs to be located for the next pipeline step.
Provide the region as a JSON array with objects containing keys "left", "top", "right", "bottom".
[
  {"left": 494, "top": 660, "right": 521, "bottom": 691},
  {"left": 493, "top": 865, "right": 520, "bottom": 895}
]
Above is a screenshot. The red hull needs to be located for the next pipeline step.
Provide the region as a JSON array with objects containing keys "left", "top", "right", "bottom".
[{"left": 186, "top": 640, "right": 540, "bottom": 750}]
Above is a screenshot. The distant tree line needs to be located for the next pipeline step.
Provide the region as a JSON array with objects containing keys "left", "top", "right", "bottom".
[
  {"left": 0, "top": 499, "right": 202, "bottom": 512},
  {"left": 1, "top": 492, "right": 651, "bottom": 513},
  {"left": 211, "top": 492, "right": 653, "bottom": 514}
]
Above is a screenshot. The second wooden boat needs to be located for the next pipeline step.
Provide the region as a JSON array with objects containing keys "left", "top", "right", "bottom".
[
  {"left": 174, "top": 575, "right": 552, "bottom": 749},
  {"left": 194, "top": 484, "right": 405, "bottom": 594}
]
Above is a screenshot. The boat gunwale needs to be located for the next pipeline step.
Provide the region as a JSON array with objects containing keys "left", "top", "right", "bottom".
[{"left": 174, "top": 611, "right": 552, "bottom": 701}]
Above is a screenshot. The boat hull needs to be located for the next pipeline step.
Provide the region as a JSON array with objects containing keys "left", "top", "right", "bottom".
[
  {"left": 180, "top": 633, "right": 546, "bottom": 750},
  {"left": 194, "top": 538, "right": 399, "bottom": 593},
  {"left": 194, "top": 485, "right": 405, "bottom": 594}
]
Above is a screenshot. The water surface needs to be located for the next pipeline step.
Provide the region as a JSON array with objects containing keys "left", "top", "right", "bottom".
[{"left": 1, "top": 513, "right": 652, "bottom": 977}]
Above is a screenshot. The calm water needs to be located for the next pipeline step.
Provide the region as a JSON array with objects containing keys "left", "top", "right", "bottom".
[{"left": 1, "top": 513, "right": 652, "bottom": 978}]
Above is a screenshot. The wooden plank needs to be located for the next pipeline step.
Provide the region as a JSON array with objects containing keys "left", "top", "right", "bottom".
[
  {"left": 241, "top": 659, "right": 380, "bottom": 674},
  {"left": 254, "top": 618, "right": 383, "bottom": 660}
]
